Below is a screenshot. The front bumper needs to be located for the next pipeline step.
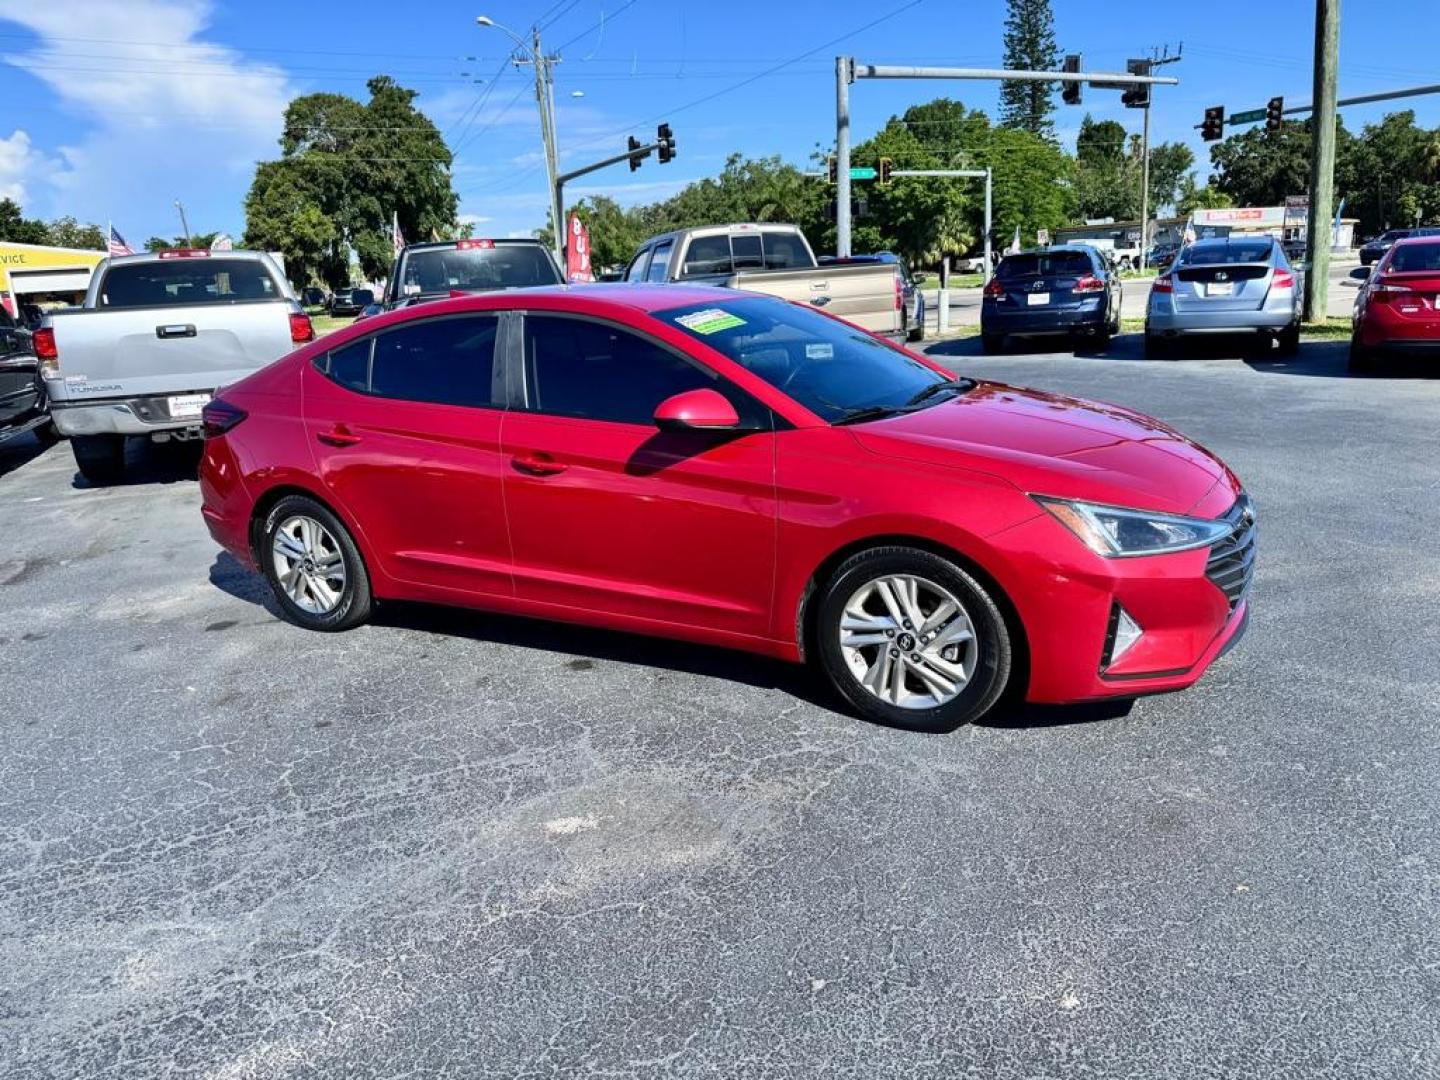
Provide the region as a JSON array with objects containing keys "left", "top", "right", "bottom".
[
  {"left": 49, "top": 391, "right": 213, "bottom": 437},
  {"left": 991, "top": 495, "right": 1254, "bottom": 705}
]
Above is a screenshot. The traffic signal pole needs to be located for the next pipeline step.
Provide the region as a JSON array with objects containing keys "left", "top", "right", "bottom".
[
  {"left": 833, "top": 59, "right": 1179, "bottom": 257},
  {"left": 1303, "top": 0, "right": 1340, "bottom": 324}
]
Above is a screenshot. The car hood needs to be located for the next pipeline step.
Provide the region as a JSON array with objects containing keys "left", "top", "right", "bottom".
[{"left": 850, "top": 381, "right": 1239, "bottom": 517}]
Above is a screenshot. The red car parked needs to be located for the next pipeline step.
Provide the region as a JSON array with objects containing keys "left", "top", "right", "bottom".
[
  {"left": 199, "top": 285, "right": 1254, "bottom": 731},
  {"left": 1350, "top": 236, "right": 1440, "bottom": 372}
]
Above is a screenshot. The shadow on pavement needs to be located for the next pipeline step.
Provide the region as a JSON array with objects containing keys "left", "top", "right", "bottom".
[
  {"left": 70, "top": 438, "right": 203, "bottom": 490},
  {"left": 0, "top": 429, "right": 54, "bottom": 479}
]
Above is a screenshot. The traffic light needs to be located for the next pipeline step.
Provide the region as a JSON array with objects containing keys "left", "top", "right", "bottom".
[
  {"left": 826, "top": 154, "right": 837, "bottom": 184},
  {"left": 627, "top": 135, "right": 644, "bottom": 172},
  {"left": 1202, "top": 105, "right": 1225, "bottom": 141},
  {"left": 825, "top": 197, "right": 866, "bottom": 222},
  {"left": 1061, "top": 53, "right": 1082, "bottom": 106},
  {"left": 656, "top": 122, "right": 675, "bottom": 163},
  {"left": 878, "top": 157, "right": 893, "bottom": 186},
  {"left": 1121, "top": 58, "right": 1151, "bottom": 109},
  {"left": 1265, "top": 96, "right": 1284, "bottom": 134}
]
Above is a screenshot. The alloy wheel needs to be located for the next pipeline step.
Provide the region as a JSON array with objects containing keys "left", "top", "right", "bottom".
[
  {"left": 838, "top": 573, "right": 977, "bottom": 710},
  {"left": 271, "top": 514, "right": 347, "bottom": 615}
]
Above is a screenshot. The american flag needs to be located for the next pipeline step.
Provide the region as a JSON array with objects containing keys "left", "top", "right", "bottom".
[
  {"left": 392, "top": 212, "right": 405, "bottom": 259},
  {"left": 108, "top": 225, "right": 134, "bottom": 257}
]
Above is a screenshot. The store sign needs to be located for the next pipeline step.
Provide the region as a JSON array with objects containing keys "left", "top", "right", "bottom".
[{"left": 1193, "top": 206, "right": 1285, "bottom": 229}]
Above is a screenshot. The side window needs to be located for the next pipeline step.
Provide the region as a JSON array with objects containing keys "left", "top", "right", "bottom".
[
  {"left": 523, "top": 315, "right": 714, "bottom": 425},
  {"left": 370, "top": 315, "right": 499, "bottom": 408},
  {"left": 645, "top": 241, "right": 674, "bottom": 283},
  {"left": 682, "top": 235, "right": 732, "bottom": 276},
  {"left": 326, "top": 338, "right": 371, "bottom": 393},
  {"left": 624, "top": 249, "right": 650, "bottom": 282}
]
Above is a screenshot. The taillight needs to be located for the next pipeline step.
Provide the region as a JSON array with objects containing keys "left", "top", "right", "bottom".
[
  {"left": 33, "top": 327, "right": 58, "bottom": 361},
  {"left": 894, "top": 272, "right": 904, "bottom": 311},
  {"left": 983, "top": 278, "right": 1005, "bottom": 299},
  {"left": 1271, "top": 268, "right": 1295, "bottom": 291},
  {"left": 1073, "top": 274, "right": 1105, "bottom": 293},
  {"left": 1152, "top": 276, "right": 1174, "bottom": 294},
  {"left": 1370, "top": 277, "right": 1415, "bottom": 303},
  {"left": 289, "top": 312, "right": 314, "bottom": 343},
  {"left": 201, "top": 398, "right": 247, "bottom": 439}
]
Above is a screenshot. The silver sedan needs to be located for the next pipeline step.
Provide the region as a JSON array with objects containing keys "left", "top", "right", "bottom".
[{"left": 1145, "top": 237, "right": 1302, "bottom": 357}]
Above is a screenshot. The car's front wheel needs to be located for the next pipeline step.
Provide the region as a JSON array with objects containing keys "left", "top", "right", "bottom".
[
  {"left": 260, "top": 494, "right": 373, "bottom": 631},
  {"left": 814, "top": 547, "right": 1013, "bottom": 732}
]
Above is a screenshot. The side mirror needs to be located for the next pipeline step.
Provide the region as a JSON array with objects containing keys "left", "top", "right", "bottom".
[
  {"left": 653, "top": 388, "right": 740, "bottom": 432},
  {"left": 912, "top": 272, "right": 928, "bottom": 285},
  {"left": 1348, "top": 266, "right": 1370, "bottom": 282}
]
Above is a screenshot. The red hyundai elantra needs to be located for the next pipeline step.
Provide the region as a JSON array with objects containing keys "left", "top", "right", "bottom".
[
  {"left": 1350, "top": 235, "right": 1440, "bottom": 372},
  {"left": 200, "top": 285, "right": 1254, "bottom": 731}
]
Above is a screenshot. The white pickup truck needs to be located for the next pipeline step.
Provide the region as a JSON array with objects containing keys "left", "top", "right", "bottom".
[{"left": 38, "top": 249, "right": 310, "bottom": 485}]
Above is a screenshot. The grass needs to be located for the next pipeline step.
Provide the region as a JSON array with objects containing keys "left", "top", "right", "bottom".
[
  {"left": 310, "top": 313, "right": 354, "bottom": 337},
  {"left": 920, "top": 274, "right": 984, "bottom": 291},
  {"left": 1299, "top": 317, "right": 1352, "bottom": 340}
]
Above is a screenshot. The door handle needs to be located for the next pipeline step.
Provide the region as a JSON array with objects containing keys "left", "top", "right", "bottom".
[
  {"left": 156, "top": 324, "right": 197, "bottom": 339},
  {"left": 511, "top": 452, "right": 566, "bottom": 477},
  {"left": 317, "top": 424, "right": 361, "bottom": 447}
]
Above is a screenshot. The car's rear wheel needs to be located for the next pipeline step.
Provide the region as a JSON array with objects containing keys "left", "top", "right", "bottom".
[
  {"left": 1348, "top": 335, "right": 1375, "bottom": 374},
  {"left": 1143, "top": 332, "right": 1171, "bottom": 359},
  {"left": 814, "top": 547, "right": 1013, "bottom": 732},
  {"left": 260, "top": 494, "right": 373, "bottom": 631},
  {"left": 981, "top": 332, "right": 1005, "bottom": 354},
  {"left": 1276, "top": 323, "right": 1300, "bottom": 356},
  {"left": 72, "top": 434, "right": 126, "bottom": 485}
]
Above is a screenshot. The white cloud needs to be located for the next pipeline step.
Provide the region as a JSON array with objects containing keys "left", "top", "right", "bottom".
[
  {"left": 0, "top": 129, "right": 55, "bottom": 202},
  {"left": 0, "top": 0, "right": 294, "bottom": 234},
  {"left": 457, "top": 213, "right": 493, "bottom": 226}
]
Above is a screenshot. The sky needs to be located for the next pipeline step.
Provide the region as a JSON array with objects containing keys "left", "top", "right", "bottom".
[{"left": 1, "top": 0, "right": 1437, "bottom": 245}]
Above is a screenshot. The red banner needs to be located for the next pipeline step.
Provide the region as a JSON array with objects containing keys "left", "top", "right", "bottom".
[{"left": 566, "top": 213, "right": 594, "bottom": 283}]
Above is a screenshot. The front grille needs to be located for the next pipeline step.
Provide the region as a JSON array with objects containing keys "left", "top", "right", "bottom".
[{"left": 1206, "top": 494, "right": 1257, "bottom": 612}]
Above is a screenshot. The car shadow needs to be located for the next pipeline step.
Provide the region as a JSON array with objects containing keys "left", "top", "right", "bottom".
[
  {"left": 209, "top": 551, "right": 1135, "bottom": 733},
  {"left": 1244, "top": 339, "right": 1438, "bottom": 379},
  {"left": 0, "top": 429, "right": 54, "bottom": 479},
  {"left": 70, "top": 438, "right": 203, "bottom": 490}
]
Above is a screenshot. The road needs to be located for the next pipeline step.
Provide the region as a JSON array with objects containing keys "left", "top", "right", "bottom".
[
  {"left": 2, "top": 339, "right": 1437, "bottom": 1078},
  {"left": 934, "top": 256, "right": 1362, "bottom": 328}
]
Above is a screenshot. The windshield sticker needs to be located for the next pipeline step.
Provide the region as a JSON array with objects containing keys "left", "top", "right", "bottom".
[
  {"left": 805, "top": 342, "right": 834, "bottom": 360},
  {"left": 676, "top": 308, "right": 745, "bottom": 334}
]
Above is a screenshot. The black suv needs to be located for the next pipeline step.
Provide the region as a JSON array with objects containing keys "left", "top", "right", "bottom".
[
  {"left": 980, "top": 245, "right": 1123, "bottom": 353},
  {"left": 0, "top": 307, "right": 55, "bottom": 447},
  {"left": 1359, "top": 227, "right": 1440, "bottom": 266}
]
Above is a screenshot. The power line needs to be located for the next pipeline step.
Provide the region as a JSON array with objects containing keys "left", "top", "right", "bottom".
[{"left": 553, "top": 0, "right": 640, "bottom": 53}]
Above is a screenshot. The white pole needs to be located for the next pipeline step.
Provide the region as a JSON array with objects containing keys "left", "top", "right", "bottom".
[{"left": 937, "top": 255, "right": 950, "bottom": 334}]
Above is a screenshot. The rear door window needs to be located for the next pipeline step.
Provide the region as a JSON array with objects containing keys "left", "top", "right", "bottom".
[
  {"left": 99, "top": 257, "right": 281, "bottom": 308},
  {"left": 369, "top": 316, "right": 499, "bottom": 408},
  {"left": 681, "top": 235, "right": 733, "bottom": 276}
]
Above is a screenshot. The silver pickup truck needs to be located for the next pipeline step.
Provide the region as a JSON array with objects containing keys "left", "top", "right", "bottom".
[{"left": 40, "top": 249, "right": 309, "bottom": 485}]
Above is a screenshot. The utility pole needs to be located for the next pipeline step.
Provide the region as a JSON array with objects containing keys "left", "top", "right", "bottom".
[
  {"left": 836, "top": 56, "right": 853, "bottom": 257},
  {"left": 528, "top": 26, "right": 564, "bottom": 267},
  {"left": 1303, "top": 0, "right": 1340, "bottom": 324},
  {"left": 174, "top": 200, "right": 192, "bottom": 247},
  {"left": 1136, "top": 47, "right": 1183, "bottom": 272}
]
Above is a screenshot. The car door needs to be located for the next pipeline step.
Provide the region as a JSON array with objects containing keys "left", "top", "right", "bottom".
[
  {"left": 302, "top": 312, "right": 513, "bottom": 598},
  {"left": 499, "top": 312, "right": 778, "bottom": 638}
]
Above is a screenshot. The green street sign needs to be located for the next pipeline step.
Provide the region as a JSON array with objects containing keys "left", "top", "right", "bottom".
[
  {"left": 1230, "top": 109, "right": 1265, "bottom": 125},
  {"left": 849, "top": 167, "right": 878, "bottom": 180}
]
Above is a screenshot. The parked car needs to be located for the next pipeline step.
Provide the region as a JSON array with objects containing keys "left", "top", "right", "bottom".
[
  {"left": 627, "top": 224, "right": 905, "bottom": 339},
  {"left": 301, "top": 287, "right": 327, "bottom": 308},
  {"left": 819, "top": 252, "right": 927, "bottom": 342},
  {"left": 1147, "top": 243, "right": 1181, "bottom": 269},
  {"left": 0, "top": 306, "right": 56, "bottom": 447},
  {"left": 980, "top": 246, "right": 1123, "bottom": 353},
  {"left": 39, "top": 249, "right": 311, "bottom": 484},
  {"left": 199, "top": 284, "right": 1254, "bottom": 733},
  {"left": 1348, "top": 236, "right": 1440, "bottom": 372},
  {"left": 355, "top": 301, "right": 385, "bottom": 322},
  {"left": 383, "top": 238, "right": 564, "bottom": 310},
  {"left": 1144, "top": 236, "right": 1301, "bottom": 358},
  {"left": 328, "top": 288, "right": 374, "bottom": 317},
  {"left": 1358, "top": 227, "right": 1440, "bottom": 267}
]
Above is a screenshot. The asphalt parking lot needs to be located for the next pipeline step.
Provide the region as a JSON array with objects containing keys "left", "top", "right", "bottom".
[{"left": 2, "top": 335, "right": 1437, "bottom": 1078}]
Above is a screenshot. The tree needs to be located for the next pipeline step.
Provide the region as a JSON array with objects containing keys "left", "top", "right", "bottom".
[
  {"left": 243, "top": 76, "right": 458, "bottom": 286},
  {"left": 553, "top": 195, "right": 645, "bottom": 271},
  {"left": 45, "top": 217, "right": 107, "bottom": 251},
  {"left": 144, "top": 232, "right": 220, "bottom": 252},
  {"left": 1146, "top": 142, "right": 1194, "bottom": 213},
  {"left": 1208, "top": 118, "right": 1339, "bottom": 209},
  {"left": 999, "top": 0, "right": 1059, "bottom": 139},
  {"left": 1074, "top": 115, "right": 1135, "bottom": 221},
  {"left": 1340, "top": 110, "right": 1437, "bottom": 234},
  {"left": 1176, "top": 175, "right": 1233, "bottom": 215},
  {"left": 0, "top": 198, "right": 51, "bottom": 244}
]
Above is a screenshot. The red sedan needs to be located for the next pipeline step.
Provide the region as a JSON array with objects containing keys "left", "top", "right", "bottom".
[
  {"left": 199, "top": 285, "right": 1254, "bottom": 731},
  {"left": 1350, "top": 236, "right": 1440, "bottom": 372}
]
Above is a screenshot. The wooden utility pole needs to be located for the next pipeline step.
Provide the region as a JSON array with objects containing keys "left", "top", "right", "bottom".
[{"left": 1302, "top": 0, "right": 1339, "bottom": 323}]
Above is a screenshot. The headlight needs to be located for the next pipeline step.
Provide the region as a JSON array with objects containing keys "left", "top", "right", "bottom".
[{"left": 1034, "top": 496, "right": 1234, "bottom": 558}]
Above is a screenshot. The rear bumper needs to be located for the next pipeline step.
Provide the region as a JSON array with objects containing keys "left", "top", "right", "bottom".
[
  {"left": 982, "top": 301, "right": 1108, "bottom": 335},
  {"left": 1356, "top": 310, "right": 1440, "bottom": 351},
  {"left": 1147, "top": 303, "right": 1296, "bottom": 335},
  {"left": 48, "top": 390, "right": 213, "bottom": 436}
]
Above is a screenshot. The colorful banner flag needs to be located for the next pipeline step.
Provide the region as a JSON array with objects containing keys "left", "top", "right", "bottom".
[
  {"left": 566, "top": 213, "right": 594, "bottom": 283},
  {"left": 107, "top": 225, "right": 134, "bottom": 257}
]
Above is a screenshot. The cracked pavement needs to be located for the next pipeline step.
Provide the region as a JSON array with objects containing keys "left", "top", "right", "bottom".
[{"left": 1, "top": 336, "right": 1437, "bottom": 1078}]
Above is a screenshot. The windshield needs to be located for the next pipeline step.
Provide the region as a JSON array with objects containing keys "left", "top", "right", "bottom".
[
  {"left": 1178, "top": 240, "right": 1274, "bottom": 266},
  {"left": 997, "top": 251, "right": 1092, "bottom": 277},
  {"left": 399, "top": 243, "right": 561, "bottom": 295},
  {"left": 657, "top": 296, "right": 948, "bottom": 422},
  {"left": 99, "top": 258, "right": 282, "bottom": 308}
]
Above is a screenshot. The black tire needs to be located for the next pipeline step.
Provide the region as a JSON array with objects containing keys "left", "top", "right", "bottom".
[
  {"left": 814, "top": 546, "right": 1013, "bottom": 733},
  {"left": 1090, "top": 328, "right": 1112, "bottom": 351},
  {"left": 1143, "top": 332, "right": 1171, "bottom": 360},
  {"left": 1276, "top": 323, "right": 1300, "bottom": 356},
  {"left": 259, "top": 494, "right": 374, "bottom": 632},
  {"left": 981, "top": 332, "right": 1005, "bottom": 354},
  {"left": 1348, "top": 336, "right": 1374, "bottom": 374},
  {"left": 907, "top": 322, "right": 926, "bottom": 343},
  {"left": 72, "top": 434, "right": 126, "bottom": 485},
  {"left": 32, "top": 419, "right": 61, "bottom": 447}
]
